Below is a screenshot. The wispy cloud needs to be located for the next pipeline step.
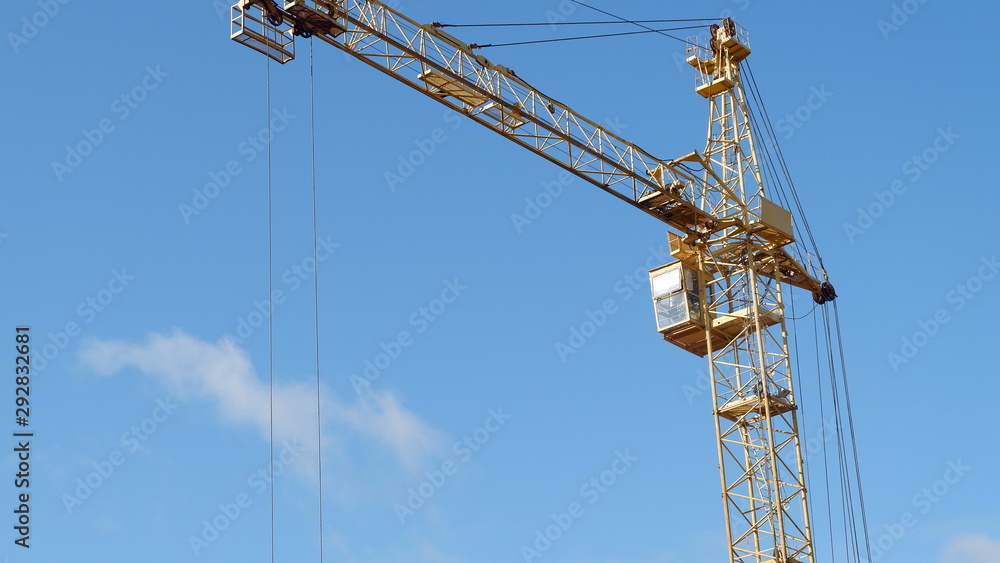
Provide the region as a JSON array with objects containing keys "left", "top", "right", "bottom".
[
  {"left": 78, "top": 329, "right": 448, "bottom": 474},
  {"left": 940, "top": 534, "right": 1000, "bottom": 563}
]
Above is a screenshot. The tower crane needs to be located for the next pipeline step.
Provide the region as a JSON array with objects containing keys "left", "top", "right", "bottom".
[{"left": 229, "top": 2, "right": 846, "bottom": 561}]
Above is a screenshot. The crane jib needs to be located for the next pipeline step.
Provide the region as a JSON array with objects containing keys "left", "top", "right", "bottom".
[{"left": 229, "top": 0, "right": 829, "bottom": 302}]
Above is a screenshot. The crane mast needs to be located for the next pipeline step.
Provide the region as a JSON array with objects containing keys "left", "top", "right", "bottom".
[
  {"left": 229, "top": 2, "right": 837, "bottom": 561},
  {"left": 685, "top": 23, "right": 814, "bottom": 562}
]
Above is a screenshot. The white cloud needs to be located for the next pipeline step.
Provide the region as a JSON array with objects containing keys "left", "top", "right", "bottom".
[
  {"left": 78, "top": 329, "right": 448, "bottom": 474},
  {"left": 940, "top": 534, "right": 1000, "bottom": 563}
]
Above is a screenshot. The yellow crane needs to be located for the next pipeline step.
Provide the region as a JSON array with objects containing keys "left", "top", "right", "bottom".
[{"left": 228, "top": 2, "right": 852, "bottom": 561}]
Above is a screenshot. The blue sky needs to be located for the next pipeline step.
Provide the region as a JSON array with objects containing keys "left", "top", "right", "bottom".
[{"left": 3, "top": 0, "right": 999, "bottom": 562}]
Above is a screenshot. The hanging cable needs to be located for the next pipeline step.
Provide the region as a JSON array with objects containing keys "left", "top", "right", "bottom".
[
  {"left": 787, "top": 277, "right": 823, "bottom": 563},
  {"left": 309, "top": 39, "right": 327, "bottom": 563},
  {"left": 743, "top": 86, "right": 818, "bottom": 279},
  {"left": 567, "top": 0, "right": 702, "bottom": 46},
  {"left": 820, "top": 306, "right": 848, "bottom": 553},
  {"left": 742, "top": 65, "right": 814, "bottom": 257},
  {"left": 833, "top": 302, "right": 873, "bottom": 562},
  {"left": 265, "top": 52, "right": 276, "bottom": 563},
  {"left": 433, "top": 18, "right": 717, "bottom": 28},
  {"left": 469, "top": 25, "right": 706, "bottom": 49},
  {"left": 786, "top": 302, "right": 819, "bottom": 321},
  {"left": 743, "top": 63, "right": 825, "bottom": 272},
  {"left": 815, "top": 299, "right": 872, "bottom": 562},
  {"left": 811, "top": 308, "right": 836, "bottom": 562}
]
